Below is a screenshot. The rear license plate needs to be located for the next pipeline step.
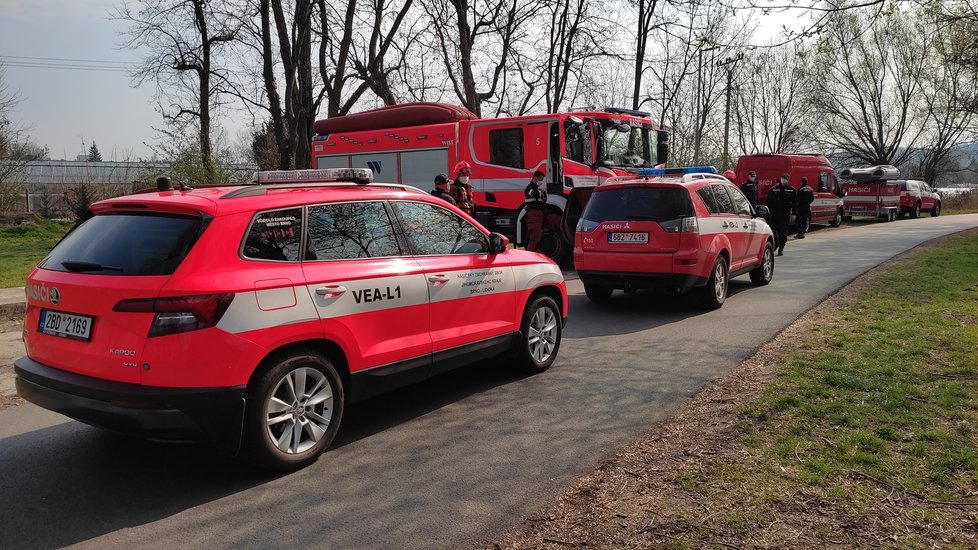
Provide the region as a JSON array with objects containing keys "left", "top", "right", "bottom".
[
  {"left": 608, "top": 232, "right": 648, "bottom": 243},
  {"left": 38, "top": 309, "right": 94, "bottom": 341}
]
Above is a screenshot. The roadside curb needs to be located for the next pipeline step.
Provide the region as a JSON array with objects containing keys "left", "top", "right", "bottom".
[{"left": 0, "top": 288, "right": 25, "bottom": 320}]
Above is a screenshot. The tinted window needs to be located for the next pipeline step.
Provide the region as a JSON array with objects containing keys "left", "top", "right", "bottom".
[
  {"left": 712, "top": 184, "right": 736, "bottom": 214},
  {"left": 489, "top": 128, "right": 524, "bottom": 169},
  {"left": 583, "top": 187, "right": 693, "bottom": 222},
  {"left": 243, "top": 208, "right": 303, "bottom": 262},
  {"left": 727, "top": 185, "right": 752, "bottom": 215},
  {"left": 41, "top": 213, "right": 203, "bottom": 275},
  {"left": 392, "top": 201, "right": 489, "bottom": 255},
  {"left": 564, "top": 119, "right": 593, "bottom": 164},
  {"left": 306, "top": 202, "right": 401, "bottom": 261},
  {"left": 898, "top": 181, "right": 909, "bottom": 191},
  {"left": 697, "top": 187, "right": 721, "bottom": 214}
]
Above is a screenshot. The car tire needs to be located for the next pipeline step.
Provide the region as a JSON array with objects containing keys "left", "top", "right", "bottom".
[
  {"left": 896, "top": 210, "right": 905, "bottom": 219},
  {"left": 699, "top": 255, "right": 728, "bottom": 310},
  {"left": 749, "top": 242, "right": 774, "bottom": 286},
  {"left": 242, "top": 351, "right": 344, "bottom": 471},
  {"left": 584, "top": 283, "right": 613, "bottom": 302},
  {"left": 512, "top": 295, "right": 561, "bottom": 374},
  {"left": 830, "top": 209, "right": 843, "bottom": 227},
  {"left": 911, "top": 203, "right": 920, "bottom": 218},
  {"left": 932, "top": 202, "right": 941, "bottom": 217}
]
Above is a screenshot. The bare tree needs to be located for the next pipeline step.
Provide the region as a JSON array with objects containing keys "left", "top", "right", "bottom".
[
  {"left": 0, "top": 61, "right": 47, "bottom": 211},
  {"left": 807, "top": 9, "right": 928, "bottom": 166},
  {"left": 117, "top": 0, "right": 240, "bottom": 182}
]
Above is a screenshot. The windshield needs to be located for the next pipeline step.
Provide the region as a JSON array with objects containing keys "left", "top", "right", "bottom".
[{"left": 599, "top": 122, "right": 653, "bottom": 169}]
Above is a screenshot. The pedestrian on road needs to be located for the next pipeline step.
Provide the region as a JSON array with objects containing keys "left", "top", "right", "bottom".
[
  {"left": 741, "top": 171, "right": 759, "bottom": 209},
  {"left": 796, "top": 176, "right": 815, "bottom": 239},
  {"left": 524, "top": 170, "right": 548, "bottom": 252},
  {"left": 766, "top": 172, "right": 797, "bottom": 256},
  {"left": 431, "top": 174, "right": 456, "bottom": 205},
  {"left": 451, "top": 161, "right": 476, "bottom": 216}
]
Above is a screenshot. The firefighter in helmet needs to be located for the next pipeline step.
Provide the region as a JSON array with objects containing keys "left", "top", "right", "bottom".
[
  {"left": 451, "top": 161, "right": 476, "bottom": 215},
  {"left": 722, "top": 169, "right": 736, "bottom": 181}
]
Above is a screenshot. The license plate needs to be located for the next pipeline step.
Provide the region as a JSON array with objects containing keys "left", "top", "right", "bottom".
[
  {"left": 38, "top": 309, "right": 94, "bottom": 341},
  {"left": 608, "top": 232, "right": 649, "bottom": 243}
]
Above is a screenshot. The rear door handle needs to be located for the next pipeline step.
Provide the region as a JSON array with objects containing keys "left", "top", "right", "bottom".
[
  {"left": 316, "top": 285, "right": 347, "bottom": 298},
  {"left": 428, "top": 275, "right": 450, "bottom": 285}
]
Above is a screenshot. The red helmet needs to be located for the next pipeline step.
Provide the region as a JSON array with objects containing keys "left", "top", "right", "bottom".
[
  {"left": 722, "top": 169, "right": 736, "bottom": 180},
  {"left": 453, "top": 161, "right": 472, "bottom": 176}
]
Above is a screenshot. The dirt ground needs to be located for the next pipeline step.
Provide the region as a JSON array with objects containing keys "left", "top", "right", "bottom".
[{"left": 0, "top": 316, "right": 24, "bottom": 410}]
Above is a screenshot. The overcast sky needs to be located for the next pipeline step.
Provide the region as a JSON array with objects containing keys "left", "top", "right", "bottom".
[{"left": 1, "top": 0, "right": 801, "bottom": 163}]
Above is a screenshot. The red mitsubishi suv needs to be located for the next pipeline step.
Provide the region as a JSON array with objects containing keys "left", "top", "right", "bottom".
[
  {"left": 574, "top": 167, "right": 775, "bottom": 308},
  {"left": 16, "top": 169, "right": 567, "bottom": 470}
]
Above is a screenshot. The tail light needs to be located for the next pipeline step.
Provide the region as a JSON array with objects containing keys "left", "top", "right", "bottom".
[
  {"left": 114, "top": 294, "right": 235, "bottom": 337},
  {"left": 659, "top": 217, "right": 699, "bottom": 234}
]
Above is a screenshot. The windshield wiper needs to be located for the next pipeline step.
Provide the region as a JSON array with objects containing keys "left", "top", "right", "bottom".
[
  {"left": 625, "top": 215, "right": 661, "bottom": 221},
  {"left": 61, "top": 260, "right": 124, "bottom": 273}
]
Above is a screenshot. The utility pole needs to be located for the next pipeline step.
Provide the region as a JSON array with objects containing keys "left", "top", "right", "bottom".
[
  {"left": 717, "top": 53, "right": 744, "bottom": 171},
  {"left": 693, "top": 45, "right": 719, "bottom": 166}
]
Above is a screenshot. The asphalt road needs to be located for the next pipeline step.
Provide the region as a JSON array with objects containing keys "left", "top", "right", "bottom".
[{"left": 1, "top": 214, "right": 976, "bottom": 549}]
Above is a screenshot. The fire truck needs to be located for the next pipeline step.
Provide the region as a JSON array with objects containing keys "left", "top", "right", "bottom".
[
  {"left": 840, "top": 165, "right": 901, "bottom": 222},
  {"left": 311, "top": 102, "right": 670, "bottom": 263}
]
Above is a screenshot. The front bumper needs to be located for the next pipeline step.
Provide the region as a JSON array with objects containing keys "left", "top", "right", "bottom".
[{"left": 15, "top": 356, "right": 246, "bottom": 455}]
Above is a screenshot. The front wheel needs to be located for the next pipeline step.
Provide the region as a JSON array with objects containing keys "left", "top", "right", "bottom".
[
  {"left": 749, "top": 242, "right": 775, "bottom": 286},
  {"left": 830, "top": 209, "right": 843, "bottom": 227},
  {"left": 932, "top": 202, "right": 941, "bottom": 217},
  {"left": 699, "top": 256, "right": 729, "bottom": 309},
  {"left": 513, "top": 295, "right": 562, "bottom": 373},
  {"left": 242, "top": 351, "right": 345, "bottom": 471}
]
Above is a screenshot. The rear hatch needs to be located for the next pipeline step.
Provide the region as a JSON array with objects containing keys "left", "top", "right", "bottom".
[
  {"left": 23, "top": 212, "right": 208, "bottom": 384},
  {"left": 577, "top": 184, "right": 693, "bottom": 254}
]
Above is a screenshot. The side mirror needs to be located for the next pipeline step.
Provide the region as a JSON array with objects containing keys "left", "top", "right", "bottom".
[
  {"left": 489, "top": 232, "right": 509, "bottom": 254},
  {"left": 755, "top": 205, "right": 771, "bottom": 220}
]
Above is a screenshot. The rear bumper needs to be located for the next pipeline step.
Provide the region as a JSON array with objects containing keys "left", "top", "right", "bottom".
[
  {"left": 577, "top": 270, "right": 706, "bottom": 290},
  {"left": 15, "top": 356, "right": 246, "bottom": 455}
]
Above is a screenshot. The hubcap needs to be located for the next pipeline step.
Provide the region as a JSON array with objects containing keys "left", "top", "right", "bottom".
[
  {"left": 527, "top": 306, "right": 558, "bottom": 363},
  {"left": 714, "top": 262, "right": 727, "bottom": 300},
  {"left": 265, "top": 367, "right": 333, "bottom": 454},
  {"left": 763, "top": 248, "right": 774, "bottom": 279}
]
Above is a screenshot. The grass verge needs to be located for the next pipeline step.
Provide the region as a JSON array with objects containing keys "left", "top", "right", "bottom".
[
  {"left": 0, "top": 220, "right": 71, "bottom": 288},
  {"left": 489, "top": 229, "right": 978, "bottom": 549}
]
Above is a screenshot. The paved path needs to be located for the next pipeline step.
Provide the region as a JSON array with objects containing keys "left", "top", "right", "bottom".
[{"left": 0, "top": 215, "right": 975, "bottom": 549}]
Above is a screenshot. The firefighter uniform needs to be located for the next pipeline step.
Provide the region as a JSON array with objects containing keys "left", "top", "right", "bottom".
[
  {"left": 766, "top": 176, "right": 797, "bottom": 255},
  {"left": 741, "top": 178, "right": 759, "bottom": 208},
  {"left": 524, "top": 175, "right": 547, "bottom": 252},
  {"left": 796, "top": 180, "right": 815, "bottom": 239}
]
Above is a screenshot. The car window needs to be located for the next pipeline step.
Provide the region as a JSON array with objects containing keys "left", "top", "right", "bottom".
[
  {"left": 697, "top": 187, "right": 720, "bottom": 214},
  {"left": 711, "top": 184, "right": 736, "bottom": 214},
  {"left": 584, "top": 187, "right": 693, "bottom": 222},
  {"left": 305, "top": 201, "right": 401, "bottom": 261},
  {"left": 42, "top": 213, "right": 204, "bottom": 275},
  {"left": 818, "top": 172, "right": 829, "bottom": 192},
  {"left": 391, "top": 201, "right": 489, "bottom": 255},
  {"left": 243, "top": 208, "right": 303, "bottom": 262},
  {"left": 726, "top": 185, "right": 753, "bottom": 215},
  {"left": 898, "top": 181, "right": 909, "bottom": 191}
]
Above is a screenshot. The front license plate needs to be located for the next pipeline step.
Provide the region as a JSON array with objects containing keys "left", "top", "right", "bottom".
[
  {"left": 38, "top": 309, "right": 94, "bottom": 341},
  {"left": 608, "top": 232, "right": 649, "bottom": 243}
]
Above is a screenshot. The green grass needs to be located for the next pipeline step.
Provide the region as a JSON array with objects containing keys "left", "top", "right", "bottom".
[{"left": 0, "top": 219, "right": 72, "bottom": 288}]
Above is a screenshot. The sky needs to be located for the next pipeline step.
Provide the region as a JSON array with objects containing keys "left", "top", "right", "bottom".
[{"left": 0, "top": 0, "right": 802, "bottom": 162}]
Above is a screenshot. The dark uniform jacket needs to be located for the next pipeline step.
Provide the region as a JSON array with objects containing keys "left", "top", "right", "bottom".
[
  {"left": 524, "top": 181, "right": 547, "bottom": 209},
  {"left": 766, "top": 183, "right": 797, "bottom": 221},
  {"left": 451, "top": 179, "right": 475, "bottom": 214},
  {"left": 797, "top": 184, "right": 815, "bottom": 215},
  {"left": 431, "top": 188, "right": 456, "bottom": 205},
  {"left": 741, "top": 180, "right": 759, "bottom": 208}
]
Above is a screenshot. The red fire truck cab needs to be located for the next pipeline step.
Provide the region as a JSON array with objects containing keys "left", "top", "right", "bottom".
[
  {"left": 311, "top": 102, "right": 669, "bottom": 263},
  {"left": 734, "top": 154, "right": 846, "bottom": 230}
]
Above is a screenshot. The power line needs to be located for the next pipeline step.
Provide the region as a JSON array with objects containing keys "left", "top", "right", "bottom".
[
  {"left": 1, "top": 54, "right": 136, "bottom": 65},
  {"left": 2, "top": 62, "right": 133, "bottom": 73}
]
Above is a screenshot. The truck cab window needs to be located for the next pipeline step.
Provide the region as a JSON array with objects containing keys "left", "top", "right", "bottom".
[
  {"left": 489, "top": 128, "right": 524, "bottom": 169},
  {"left": 564, "top": 119, "right": 592, "bottom": 165},
  {"left": 818, "top": 172, "right": 829, "bottom": 192}
]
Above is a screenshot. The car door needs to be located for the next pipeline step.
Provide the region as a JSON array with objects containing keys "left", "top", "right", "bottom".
[
  {"left": 708, "top": 183, "right": 749, "bottom": 270},
  {"left": 389, "top": 199, "right": 517, "bottom": 372},
  {"left": 301, "top": 200, "right": 432, "bottom": 377},
  {"left": 725, "top": 184, "right": 760, "bottom": 265}
]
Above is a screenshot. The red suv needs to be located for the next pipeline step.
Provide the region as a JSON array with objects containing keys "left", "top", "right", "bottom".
[
  {"left": 574, "top": 167, "right": 775, "bottom": 308},
  {"left": 897, "top": 179, "right": 942, "bottom": 218},
  {"left": 16, "top": 169, "right": 567, "bottom": 470}
]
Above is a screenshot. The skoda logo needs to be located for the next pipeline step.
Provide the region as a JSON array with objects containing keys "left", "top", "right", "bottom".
[{"left": 49, "top": 287, "right": 61, "bottom": 305}]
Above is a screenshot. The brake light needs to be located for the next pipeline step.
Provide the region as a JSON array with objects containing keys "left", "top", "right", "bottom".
[
  {"left": 659, "top": 217, "right": 699, "bottom": 234},
  {"left": 114, "top": 294, "right": 235, "bottom": 337}
]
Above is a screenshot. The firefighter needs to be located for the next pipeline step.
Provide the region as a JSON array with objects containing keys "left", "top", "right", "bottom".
[
  {"left": 524, "top": 170, "right": 548, "bottom": 252},
  {"left": 766, "top": 172, "right": 797, "bottom": 256},
  {"left": 430, "top": 174, "right": 456, "bottom": 205},
  {"left": 795, "top": 176, "right": 815, "bottom": 239},
  {"left": 741, "top": 171, "right": 759, "bottom": 208},
  {"left": 722, "top": 169, "right": 736, "bottom": 181},
  {"left": 451, "top": 161, "right": 476, "bottom": 216}
]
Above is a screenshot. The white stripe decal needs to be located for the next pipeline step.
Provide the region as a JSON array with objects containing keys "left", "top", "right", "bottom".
[
  {"left": 305, "top": 273, "right": 430, "bottom": 318},
  {"left": 428, "top": 267, "right": 517, "bottom": 303}
]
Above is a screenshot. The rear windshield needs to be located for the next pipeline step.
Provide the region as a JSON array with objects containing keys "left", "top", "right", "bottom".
[
  {"left": 40, "top": 213, "right": 204, "bottom": 276},
  {"left": 583, "top": 187, "right": 693, "bottom": 223}
]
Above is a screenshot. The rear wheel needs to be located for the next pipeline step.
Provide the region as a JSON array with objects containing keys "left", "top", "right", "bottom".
[
  {"left": 911, "top": 202, "right": 920, "bottom": 218},
  {"left": 242, "top": 351, "right": 344, "bottom": 471},
  {"left": 749, "top": 242, "right": 774, "bottom": 286},
  {"left": 699, "top": 256, "right": 728, "bottom": 309},
  {"left": 932, "top": 202, "right": 941, "bottom": 217},
  {"left": 512, "top": 295, "right": 562, "bottom": 373},
  {"left": 584, "top": 283, "right": 614, "bottom": 302},
  {"left": 830, "top": 209, "right": 843, "bottom": 227}
]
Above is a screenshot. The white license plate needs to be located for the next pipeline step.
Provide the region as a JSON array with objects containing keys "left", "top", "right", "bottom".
[
  {"left": 38, "top": 309, "right": 94, "bottom": 341},
  {"left": 608, "top": 232, "right": 648, "bottom": 243}
]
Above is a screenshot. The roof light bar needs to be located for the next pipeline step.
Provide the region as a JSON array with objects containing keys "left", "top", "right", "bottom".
[
  {"left": 636, "top": 166, "right": 718, "bottom": 177},
  {"left": 251, "top": 168, "right": 374, "bottom": 185}
]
